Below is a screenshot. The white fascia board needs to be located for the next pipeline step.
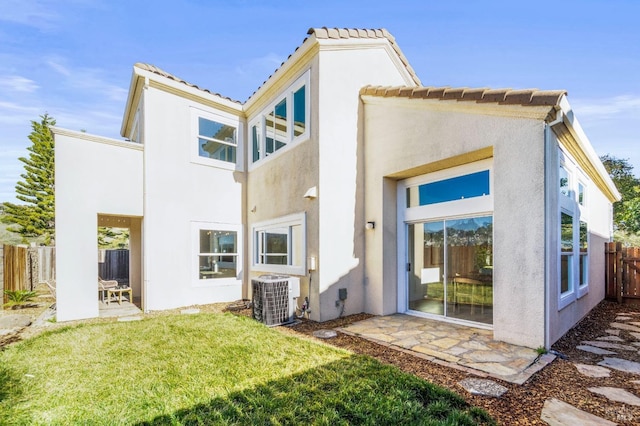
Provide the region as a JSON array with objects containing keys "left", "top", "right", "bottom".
[
  {"left": 51, "top": 126, "right": 142, "bottom": 151},
  {"left": 135, "top": 67, "right": 243, "bottom": 112},
  {"left": 556, "top": 96, "right": 621, "bottom": 201}
]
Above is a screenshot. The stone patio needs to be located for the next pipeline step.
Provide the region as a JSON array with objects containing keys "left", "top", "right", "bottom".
[{"left": 338, "top": 314, "right": 553, "bottom": 384}]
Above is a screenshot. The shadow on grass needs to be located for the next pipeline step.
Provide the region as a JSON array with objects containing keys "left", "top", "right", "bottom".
[{"left": 137, "top": 355, "right": 494, "bottom": 426}]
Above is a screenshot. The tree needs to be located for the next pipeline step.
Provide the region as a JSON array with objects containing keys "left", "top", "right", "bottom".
[
  {"left": 2, "top": 114, "right": 56, "bottom": 245},
  {"left": 600, "top": 155, "right": 640, "bottom": 234}
]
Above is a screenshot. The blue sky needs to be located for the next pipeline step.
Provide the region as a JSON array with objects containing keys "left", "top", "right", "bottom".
[{"left": 1, "top": 0, "right": 638, "bottom": 203}]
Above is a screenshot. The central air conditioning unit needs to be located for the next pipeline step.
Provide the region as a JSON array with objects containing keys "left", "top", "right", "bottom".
[{"left": 251, "top": 275, "right": 300, "bottom": 326}]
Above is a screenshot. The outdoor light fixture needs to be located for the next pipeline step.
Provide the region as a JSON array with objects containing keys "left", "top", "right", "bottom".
[
  {"left": 303, "top": 186, "right": 317, "bottom": 199},
  {"left": 365, "top": 221, "right": 375, "bottom": 230}
]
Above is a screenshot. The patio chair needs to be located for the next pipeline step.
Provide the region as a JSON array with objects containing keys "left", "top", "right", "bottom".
[{"left": 98, "top": 278, "right": 119, "bottom": 303}]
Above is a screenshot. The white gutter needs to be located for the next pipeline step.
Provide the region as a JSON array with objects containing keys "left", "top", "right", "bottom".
[{"left": 544, "top": 107, "right": 564, "bottom": 350}]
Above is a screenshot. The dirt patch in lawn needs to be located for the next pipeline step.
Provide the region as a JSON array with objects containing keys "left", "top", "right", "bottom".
[{"left": 265, "top": 302, "right": 640, "bottom": 425}]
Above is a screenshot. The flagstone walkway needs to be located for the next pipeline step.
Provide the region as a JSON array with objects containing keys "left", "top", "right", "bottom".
[{"left": 338, "top": 314, "right": 554, "bottom": 384}]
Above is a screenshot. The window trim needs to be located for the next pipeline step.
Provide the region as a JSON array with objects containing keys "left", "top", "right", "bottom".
[
  {"left": 252, "top": 212, "right": 306, "bottom": 276},
  {"left": 558, "top": 149, "right": 591, "bottom": 308},
  {"left": 248, "top": 71, "right": 310, "bottom": 168},
  {"left": 190, "top": 107, "right": 244, "bottom": 171},
  {"left": 404, "top": 159, "right": 493, "bottom": 223},
  {"left": 191, "top": 221, "right": 242, "bottom": 287}
]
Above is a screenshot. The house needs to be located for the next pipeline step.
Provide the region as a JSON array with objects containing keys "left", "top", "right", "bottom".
[{"left": 52, "top": 28, "right": 620, "bottom": 349}]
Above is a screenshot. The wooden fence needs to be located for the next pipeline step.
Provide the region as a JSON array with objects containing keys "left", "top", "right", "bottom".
[
  {"left": 605, "top": 242, "right": 640, "bottom": 304},
  {"left": 1, "top": 245, "right": 56, "bottom": 304}
]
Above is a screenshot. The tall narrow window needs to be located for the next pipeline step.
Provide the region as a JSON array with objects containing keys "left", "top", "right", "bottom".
[
  {"left": 560, "top": 212, "right": 574, "bottom": 295},
  {"left": 579, "top": 221, "right": 588, "bottom": 287},
  {"left": 252, "top": 124, "right": 261, "bottom": 163},
  {"left": 559, "top": 165, "right": 570, "bottom": 197},
  {"left": 293, "top": 86, "right": 306, "bottom": 137}
]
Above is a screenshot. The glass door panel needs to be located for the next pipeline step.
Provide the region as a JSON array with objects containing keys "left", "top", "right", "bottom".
[
  {"left": 408, "top": 221, "right": 445, "bottom": 315},
  {"left": 445, "top": 216, "right": 493, "bottom": 324}
]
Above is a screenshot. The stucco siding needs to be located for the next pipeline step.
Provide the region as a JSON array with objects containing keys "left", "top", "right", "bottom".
[
  {"left": 547, "top": 136, "right": 612, "bottom": 344},
  {"left": 363, "top": 100, "right": 547, "bottom": 348},
  {"left": 142, "top": 87, "right": 244, "bottom": 311},
  {"left": 54, "top": 132, "right": 143, "bottom": 321},
  {"left": 316, "top": 45, "right": 414, "bottom": 321}
]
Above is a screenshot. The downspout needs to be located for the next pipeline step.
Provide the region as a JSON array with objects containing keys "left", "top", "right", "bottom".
[{"left": 544, "top": 108, "right": 564, "bottom": 349}]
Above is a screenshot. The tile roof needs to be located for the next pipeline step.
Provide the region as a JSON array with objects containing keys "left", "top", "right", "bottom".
[
  {"left": 134, "top": 63, "right": 242, "bottom": 104},
  {"left": 310, "top": 28, "right": 421, "bottom": 86},
  {"left": 135, "top": 29, "right": 422, "bottom": 105},
  {"left": 360, "top": 85, "right": 567, "bottom": 107},
  {"left": 246, "top": 27, "right": 422, "bottom": 102}
]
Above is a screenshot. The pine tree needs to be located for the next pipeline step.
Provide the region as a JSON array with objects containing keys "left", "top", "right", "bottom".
[{"left": 2, "top": 114, "right": 56, "bottom": 245}]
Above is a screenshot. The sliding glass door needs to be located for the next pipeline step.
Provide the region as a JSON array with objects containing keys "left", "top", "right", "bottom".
[{"left": 408, "top": 216, "right": 493, "bottom": 325}]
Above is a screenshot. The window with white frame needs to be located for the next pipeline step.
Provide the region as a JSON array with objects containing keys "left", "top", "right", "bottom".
[
  {"left": 250, "top": 72, "right": 309, "bottom": 164},
  {"left": 191, "top": 109, "right": 241, "bottom": 169},
  {"left": 198, "top": 117, "right": 237, "bottom": 163},
  {"left": 253, "top": 213, "right": 306, "bottom": 275},
  {"left": 193, "top": 222, "right": 241, "bottom": 282},
  {"left": 558, "top": 150, "right": 590, "bottom": 308}
]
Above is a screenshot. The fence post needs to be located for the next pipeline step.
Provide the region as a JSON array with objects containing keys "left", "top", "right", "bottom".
[{"left": 616, "top": 242, "right": 623, "bottom": 304}]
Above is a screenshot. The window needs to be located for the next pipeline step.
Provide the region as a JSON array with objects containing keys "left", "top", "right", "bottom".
[
  {"left": 198, "top": 229, "right": 238, "bottom": 280},
  {"left": 559, "top": 165, "right": 570, "bottom": 197},
  {"left": 560, "top": 212, "right": 574, "bottom": 296},
  {"left": 408, "top": 170, "right": 490, "bottom": 207},
  {"left": 198, "top": 117, "right": 236, "bottom": 163},
  {"left": 253, "top": 213, "right": 306, "bottom": 275},
  {"left": 579, "top": 220, "right": 588, "bottom": 288},
  {"left": 558, "top": 150, "right": 590, "bottom": 307},
  {"left": 250, "top": 71, "right": 309, "bottom": 164},
  {"left": 192, "top": 222, "right": 241, "bottom": 284},
  {"left": 578, "top": 182, "right": 585, "bottom": 206}
]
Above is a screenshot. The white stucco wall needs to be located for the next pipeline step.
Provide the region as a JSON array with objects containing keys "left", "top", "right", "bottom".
[
  {"left": 54, "top": 130, "right": 143, "bottom": 321},
  {"left": 315, "top": 42, "right": 416, "bottom": 321},
  {"left": 547, "top": 133, "right": 612, "bottom": 344},
  {"left": 362, "top": 99, "right": 549, "bottom": 348},
  {"left": 142, "top": 86, "right": 245, "bottom": 311}
]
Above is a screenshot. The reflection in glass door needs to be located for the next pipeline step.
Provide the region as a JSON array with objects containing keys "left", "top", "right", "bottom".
[
  {"left": 408, "top": 222, "right": 445, "bottom": 315},
  {"left": 408, "top": 216, "right": 493, "bottom": 325}
]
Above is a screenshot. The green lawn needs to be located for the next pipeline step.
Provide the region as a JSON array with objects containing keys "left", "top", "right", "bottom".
[{"left": 0, "top": 313, "right": 494, "bottom": 425}]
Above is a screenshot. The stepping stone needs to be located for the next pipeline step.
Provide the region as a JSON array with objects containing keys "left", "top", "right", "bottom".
[
  {"left": 0, "top": 314, "right": 32, "bottom": 330},
  {"left": 118, "top": 316, "right": 142, "bottom": 322},
  {"left": 458, "top": 378, "right": 508, "bottom": 397},
  {"left": 611, "top": 322, "right": 640, "bottom": 332},
  {"left": 630, "top": 322, "right": 640, "bottom": 327},
  {"left": 599, "top": 357, "right": 640, "bottom": 375},
  {"left": 588, "top": 387, "right": 640, "bottom": 406},
  {"left": 581, "top": 340, "right": 637, "bottom": 351},
  {"left": 616, "top": 316, "right": 632, "bottom": 321},
  {"left": 597, "top": 335, "right": 625, "bottom": 342},
  {"left": 540, "top": 398, "right": 616, "bottom": 425},
  {"left": 573, "top": 363, "right": 610, "bottom": 378},
  {"left": 576, "top": 345, "right": 617, "bottom": 355},
  {"left": 605, "top": 329, "right": 621, "bottom": 335},
  {"left": 313, "top": 329, "right": 337, "bottom": 339},
  {"left": 631, "top": 332, "right": 640, "bottom": 340},
  {"left": 181, "top": 308, "right": 200, "bottom": 315}
]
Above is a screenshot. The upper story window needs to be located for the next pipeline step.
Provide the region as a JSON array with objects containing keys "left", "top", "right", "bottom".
[
  {"left": 559, "top": 165, "right": 570, "bottom": 197},
  {"left": 198, "top": 117, "right": 237, "bottom": 163},
  {"left": 191, "top": 108, "right": 242, "bottom": 170},
  {"left": 250, "top": 71, "right": 310, "bottom": 164}
]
